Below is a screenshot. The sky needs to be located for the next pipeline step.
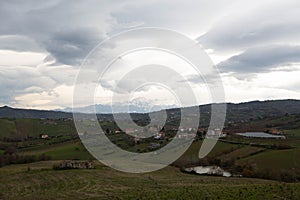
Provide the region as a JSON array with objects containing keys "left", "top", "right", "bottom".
[{"left": 0, "top": 0, "right": 300, "bottom": 110}]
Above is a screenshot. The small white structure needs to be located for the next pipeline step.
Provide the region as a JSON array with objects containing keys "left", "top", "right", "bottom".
[
  {"left": 40, "top": 134, "right": 49, "bottom": 139},
  {"left": 185, "top": 166, "right": 231, "bottom": 177},
  {"left": 154, "top": 133, "right": 163, "bottom": 140},
  {"left": 206, "top": 129, "right": 227, "bottom": 138}
]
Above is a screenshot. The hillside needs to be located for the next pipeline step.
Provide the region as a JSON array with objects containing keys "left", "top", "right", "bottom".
[
  {"left": 0, "top": 100, "right": 300, "bottom": 195},
  {"left": 0, "top": 106, "right": 72, "bottom": 119},
  {"left": 1, "top": 99, "right": 299, "bottom": 121},
  {"left": 226, "top": 99, "right": 300, "bottom": 121},
  {"left": 1, "top": 161, "right": 299, "bottom": 199}
]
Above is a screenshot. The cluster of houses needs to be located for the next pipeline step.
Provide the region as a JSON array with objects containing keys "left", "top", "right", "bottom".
[
  {"left": 206, "top": 129, "right": 227, "bottom": 138},
  {"left": 110, "top": 126, "right": 227, "bottom": 140}
]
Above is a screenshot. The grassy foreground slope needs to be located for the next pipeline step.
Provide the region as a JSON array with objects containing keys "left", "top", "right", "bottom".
[{"left": 0, "top": 161, "right": 300, "bottom": 200}]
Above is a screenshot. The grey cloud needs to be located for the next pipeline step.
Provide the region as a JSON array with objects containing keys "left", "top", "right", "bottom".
[
  {"left": 198, "top": 0, "right": 300, "bottom": 52},
  {"left": 0, "top": 64, "right": 77, "bottom": 105},
  {"left": 0, "top": 0, "right": 118, "bottom": 66},
  {"left": 0, "top": 66, "right": 55, "bottom": 104},
  {"left": 43, "top": 28, "right": 104, "bottom": 65},
  {"left": 1, "top": 0, "right": 300, "bottom": 67},
  {"left": 182, "top": 73, "right": 222, "bottom": 85},
  {"left": 111, "top": 0, "right": 235, "bottom": 35},
  {"left": 23, "top": 86, "right": 45, "bottom": 93},
  {"left": 37, "top": 65, "right": 78, "bottom": 86},
  {"left": 0, "top": 35, "right": 42, "bottom": 52},
  {"left": 218, "top": 45, "right": 300, "bottom": 73}
]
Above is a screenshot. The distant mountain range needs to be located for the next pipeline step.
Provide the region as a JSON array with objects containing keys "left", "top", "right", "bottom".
[
  {"left": 59, "top": 103, "right": 177, "bottom": 114},
  {"left": 0, "top": 99, "right": 299, "bottom": 122}
]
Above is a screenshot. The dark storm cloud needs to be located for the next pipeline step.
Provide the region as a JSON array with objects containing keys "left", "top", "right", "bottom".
[
  {"left": 43, "top": 28, "right": 103, "bottom": 65},
  {"left": 0, "top": 0, "right": 116, "bottom": 66},
  {"left": 217, "top": 45, "right": 300, "bottom": 73},
  {"left": 198, "top": 0, "right": 300, "bottom": 53}
]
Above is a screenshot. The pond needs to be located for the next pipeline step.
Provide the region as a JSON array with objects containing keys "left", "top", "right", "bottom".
[{"left": 236, "top": 132, "right": 286, "bottom": 139}]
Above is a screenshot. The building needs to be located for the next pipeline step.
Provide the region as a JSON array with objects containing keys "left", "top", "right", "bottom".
[{"left": 40, "top": 134, "right": 49, "bottom": 139}]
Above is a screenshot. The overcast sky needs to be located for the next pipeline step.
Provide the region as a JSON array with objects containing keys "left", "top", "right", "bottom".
[{"left": 0, "top": 0, "right": 300, "bottom": 110}]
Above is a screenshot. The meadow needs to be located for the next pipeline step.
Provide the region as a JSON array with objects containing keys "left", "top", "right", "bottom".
[{"left": 1, "top": 161, "right": 300, "bottom": 199}]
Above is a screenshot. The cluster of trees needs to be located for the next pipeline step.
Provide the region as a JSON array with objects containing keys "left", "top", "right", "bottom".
[
  {"left": 0, "top": 146, "right": 51, "bottom": 167},
  {"left": 255, "top": 168, "right": 300, "bottom": 182},
  {"left": 219, "top": 159, "right": 300, "bottom": 182},
  {"left": 234, "top": 161, "right": 300, "bottom": 182}
]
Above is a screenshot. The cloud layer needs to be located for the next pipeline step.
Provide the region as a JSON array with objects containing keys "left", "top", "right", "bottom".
[{"left": 0, "top": 0, "right": 299, "bottom": 109}]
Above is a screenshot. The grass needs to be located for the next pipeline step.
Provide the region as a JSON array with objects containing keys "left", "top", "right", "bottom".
[
  {"left": 0, "top": 118, "right": 17, "bottom": 137},
  {"left": 44, "top": 143, "right": 93, "bottom": 160},
  {"left": 12, "top": 134, "right": 300, "bottom": 177},
  {"left": 19, "top": 141, "right": 93, "bottom": 160},
  {"left": 237, "top": 148, "right": 300, "bottom": 170},
  {"left": 285, "top": 129, "right": 300, "bottom": 136},
  {"left": 208, "top": 140, "right": 241, "bottom": 156},
  {"left": 284, "top": 129, "right": 300, "bottom": 147},
  {"left": 173, "top": 140, "right": 240, "bottom": 166},
  {"left": 218, "top": 146, "right": 266, "bottom": 162},
  {"left": 0, "top": 118, "right": 76, "bottom": 140},
  {"left": 18, "top": 139, "right": 240, "bottom": 167},
  {"left": 1, "top": 161, "right": 300, "bottom": 199}
]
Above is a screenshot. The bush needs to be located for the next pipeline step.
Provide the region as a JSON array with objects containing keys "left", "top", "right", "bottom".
[{"left": 0, "top": 153, "right": 52, "bottom": 167}]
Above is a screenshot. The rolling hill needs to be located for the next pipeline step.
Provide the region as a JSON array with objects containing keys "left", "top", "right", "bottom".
[{"left": 1, "top": 99, "right": 299, "bottom": 124}]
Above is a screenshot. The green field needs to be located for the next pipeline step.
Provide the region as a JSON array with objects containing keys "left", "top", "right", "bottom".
[
  {"left": 17, "top": 138, "right": 300, "bottom": 173},
  {"left": 42, "top": 143, "right": 93, "bottom": 160},
  {"left": 0, "top": 118, "right": 76, "bottom": 140},
  {"left": 217, "top": 146, "right": 266, "bottom": 162},
  {"left": 0, "top": 161, "right": 300, "bottom": 200},
  {"left": 238, "top": 148, "right": 300, "bottom": 170},
  {"left": 174, "top": 140, "right": 239, "bottom": 165},
  {"left": 19, "top": 141, "right": 93, "bottom": 160},
  {"left": 0, "top": 118, "right": 17, "bottom": 136}
]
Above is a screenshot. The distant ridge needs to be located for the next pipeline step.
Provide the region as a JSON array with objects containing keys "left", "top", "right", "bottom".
[
  {"left": 0, "top": 106, "right": 72, "bottom": 119},
  {"left": 0, "top": 99, "right": 299, "bottom": 119},
  {"left": 224, "top": 99, "right": 300, "bottom": 121}
]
